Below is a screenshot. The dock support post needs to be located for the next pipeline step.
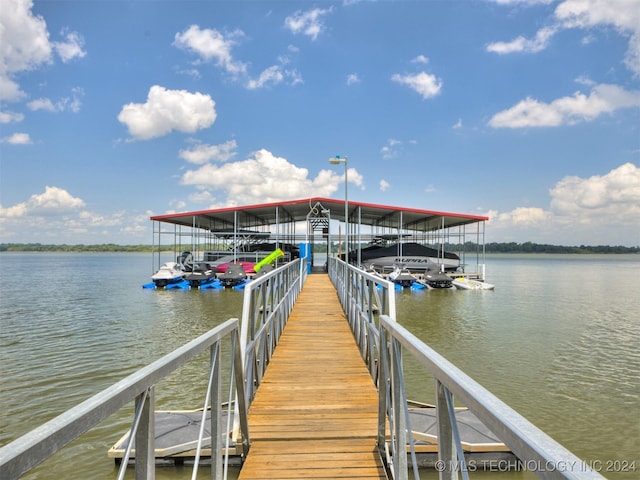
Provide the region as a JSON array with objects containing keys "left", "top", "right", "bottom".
[{"left": 134, "top": 386, "right": 155, "bottom": 480}]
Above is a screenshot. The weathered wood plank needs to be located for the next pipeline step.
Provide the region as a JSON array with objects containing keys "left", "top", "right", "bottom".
[{"left": 237, "top": 274, "right": 386, "bottom": 480}]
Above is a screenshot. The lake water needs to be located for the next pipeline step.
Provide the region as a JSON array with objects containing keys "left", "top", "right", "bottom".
[{"left": 0, "top": 253, "right": 638, "bottom": 479}]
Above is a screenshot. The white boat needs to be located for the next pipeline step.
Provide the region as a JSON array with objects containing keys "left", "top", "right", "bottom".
[
  {"left": 150, "top": 251, "right": 195, "bottom": 288},
  {"left": 151, "top": 262, "right": 185, "bottom": 287},
  {"left": 452, "top": 277, "right": 495, "bottom": 290}
]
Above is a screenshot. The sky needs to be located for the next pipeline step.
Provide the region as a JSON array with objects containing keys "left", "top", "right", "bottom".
[{"left": 1, "top": 0, "right": 639, "bottom": 247}]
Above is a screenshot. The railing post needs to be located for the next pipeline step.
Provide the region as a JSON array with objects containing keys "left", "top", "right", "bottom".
[
  {"left": 232, "top": 329, "right": 250, "bottom": 456},
  {"left": 391, "top": 338, "right": 409, "bottom": 480},
  {"left": 210, "top": 343, "right": 222, "bottom": 480},
  {"left": 436, "top": 381, "right": 457, "bottom": 480},
  {"left": 377, "top": 324, "right": 389, "bottom": 453},
  {"left": 134, "top": 386, "right": 155, "bottom": 480}
]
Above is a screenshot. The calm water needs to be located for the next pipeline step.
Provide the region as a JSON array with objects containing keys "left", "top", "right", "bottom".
[{"left": 1, "top": 253, "right": 638, "bottom": 479}]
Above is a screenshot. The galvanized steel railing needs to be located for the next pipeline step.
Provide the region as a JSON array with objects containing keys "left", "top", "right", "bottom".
[
  {"left": 326, "top": 257, "right": 604, "bottom": 480},
  {"left": 0, "top": 319, "right": 250, "bottom": 480},
  {"left": 0, "top": 258, "right": 306, "bottom": 480},
  {"left": 239, "top": 258, "right": 306, "bottom": 404},
  {"left": 378, "top": 316, "right": 605, "bottom": 480},
  {"left": 328, "top": 256, "right": 396, "bottom": 381}
]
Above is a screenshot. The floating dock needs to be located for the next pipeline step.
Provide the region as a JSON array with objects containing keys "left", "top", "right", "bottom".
[{"left": 110, "top": 274, "right": 513, "bottom": 476}]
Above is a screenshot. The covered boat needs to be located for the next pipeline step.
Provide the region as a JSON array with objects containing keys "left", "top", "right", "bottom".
[
  {"left": 388, "top": 264, "right": 418, "bottom": 288},
  {"left": 349, "top": 241, "right": 460, "bottom": 272},
  {"left": 422, "top": 263, "right": 455, "bottom": 289},
  {"left": 183, "top": 267, "right": 216, "bottom": 288},
  {"left": 219, "top": 263, "right": 248, "bottom": 288}
]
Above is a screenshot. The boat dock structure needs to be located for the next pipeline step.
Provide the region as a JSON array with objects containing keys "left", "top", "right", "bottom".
[{"left": 0, "top": 199, "right": 605, "bottom": 480}]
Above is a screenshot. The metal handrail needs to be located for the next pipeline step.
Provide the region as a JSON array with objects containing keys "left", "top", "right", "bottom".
[
  {"left": 326, "top": 257, "right": 603, "bottom": 480},
  {"left": 327, "top": 256, "right": 396, "bottom": 381},
  {"left": 0, "top": 319, "right": 250, "bottom": 480},
  {"left": 378, "top": 316, "right": 605, "bottom": 480},
  {"left": 0, "top": 258, "right": 306, "bottom": 480},
  {"left": 238, "top": 258, "right": 306, "bottom": 404}
]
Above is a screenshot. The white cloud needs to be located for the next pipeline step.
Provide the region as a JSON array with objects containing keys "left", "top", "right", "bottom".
[
  {"left": 189, "top": 190, "right": 216, "bottom": 206},
  {"left": 181, "top": 148, "right": 363, "bottom": 205},
  {"left": 391, "top": 71, "right": 443, "bottom": 100},
  {"left": 176, "top": 68, "right": 202, "bottom": 79},
  {"left": 247, "top": 65, "right": 284, "bottom": 89},
  {"left": 0, "top": 187, "right": 151, "bottom": 243},
  {"left": 76, "top": 209, "right": 125, "bottom": 228},
  {"left": 379, "top": 179, "right": 390, "bottom": 191},
  {"left": 555, "top": 0, "right": 640, "bottom": 76},
  {"left": 174, "top": 25, "right": 302, "bottom": 90},
  {"left": 0, "top": 0, "right": 52, "bottom": 101},
  {"left": 179, "top": 140, "right": 237, "bottom": 164},
  {"left": 550, "top": 162, "right": 640, "bottom": 222},
  {"left": 486, "top": 163, "right": 640, "bottom": 245},
  {"left": 27, "top": 186, "right": 85, "bottom": 215},
  {"left": 53, "top": 28, "right": 86, "bottom": 62},
  {"left": 117, "top": 85, "right": 217, "bottom": 140},
  {"left": 0, "top": 111, "right": 25, "bottom": 123},
  {"left": 173, "top": 25, "right": 247, "bottom": 77},
  {"left": 1, "top": 132, "right": 32, "bottom": 144},
  {"left": 27, "top": 88, "right": 84, "bottom": 113},
  {"left": 246, "top": 64, "right": 303, "bottom": 89},
  {"left": 0, "top": 1, "right": 87, "bottom": 102},
  {"left": 27, "top": 97, "right": 56, "bottom": 112},
  {"left": 453, "top": 118, "right": 463, "bottom": 129},
  {"left": 380, "top": 138, "right": 402, "bottom": 159},
  {"left": 411, "top": 55, "right": 429, "bottom": 64},
  {"left": 495, "top": 206, "right": 552, "bottom": 226},
  {"left": 487, "top": 0, "right": 640, "bottom": 76},
  {"left": 489, "top": 0, "right": 553, "bottom": 4},
  {"left": 486, "top": 26, "right": 557, "bottom": 54},
  {"left": 346, "top": 73, "right": 360, "bottom": 85},
  {"left": 284, "top": 7, "right": 333, "bottom": 41},
  {"left": 0, "top": 186, "right": 84, "bottom": 220},
  {"left": 489, "top": 83, "right": 640, "bottom": 128}
]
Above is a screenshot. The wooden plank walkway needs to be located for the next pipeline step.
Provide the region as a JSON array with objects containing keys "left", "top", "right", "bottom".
[{"left": 238, "top": 274, "right": 387, "bottom": 480}]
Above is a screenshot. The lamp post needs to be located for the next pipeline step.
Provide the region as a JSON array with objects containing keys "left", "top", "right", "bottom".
[{"left": 328, "top": 155, "right": 348, "bottom": 261}]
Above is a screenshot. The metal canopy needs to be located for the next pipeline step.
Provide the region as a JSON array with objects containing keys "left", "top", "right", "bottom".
[{"left": 150, "top": 197, "right": 488, "bottom": 233}]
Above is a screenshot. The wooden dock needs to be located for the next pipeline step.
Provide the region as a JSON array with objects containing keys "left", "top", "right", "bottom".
[
  {"left": 237, "top": 273, "right": 387, "bottom": 480},
  {"left": 108, "top": 271, "right": 512, "bottom": 474}
]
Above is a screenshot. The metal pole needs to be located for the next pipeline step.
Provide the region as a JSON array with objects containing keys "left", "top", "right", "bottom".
[
  {"left": 328, "top": 155, "right": 349, "bottom": 262},
  {"left": 344, "top": 157, "right": 348, "bottom": 262}
]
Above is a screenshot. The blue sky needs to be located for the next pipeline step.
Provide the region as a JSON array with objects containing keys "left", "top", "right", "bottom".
[{"left": 1, "top": 0, "right": 639, "bottom": 246}]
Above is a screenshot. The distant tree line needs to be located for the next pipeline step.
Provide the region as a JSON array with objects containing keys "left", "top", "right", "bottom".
[
  {"left": 452, "top": 241, "right": 639, "bottom": 254},
  {"left": 0, "top": 243, "right": 160, "bottom": 252},
  {"left": 1, "top": 241, "right": 638, "bottom": 254}
]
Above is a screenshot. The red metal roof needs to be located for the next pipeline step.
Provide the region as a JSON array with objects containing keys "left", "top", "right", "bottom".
[{"left": 150, "top": 197, "right": 488, "bottom": 233}]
